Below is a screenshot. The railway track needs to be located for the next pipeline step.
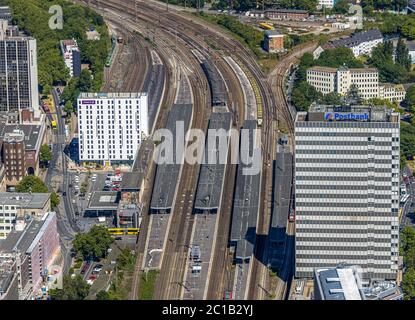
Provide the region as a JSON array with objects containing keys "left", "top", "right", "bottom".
[{"left": 77, "top": 0, "right": 300, "bottom": 301}]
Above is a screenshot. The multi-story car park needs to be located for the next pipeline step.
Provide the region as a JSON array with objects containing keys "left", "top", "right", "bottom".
[
  {"left": 306, "top": 66, "right": 406, "bottom": 102},
  {"left": 77, "top": 92, "right": 149, "bottom": 166},
  {"left": 294, "top": 104, "right": 400, "bottom": 281}
]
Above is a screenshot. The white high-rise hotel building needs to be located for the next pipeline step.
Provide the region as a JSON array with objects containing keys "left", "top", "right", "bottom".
[
  {"left": 77, "top": 93, "right": 149, "bottom": 165},
  {"left": 295, "top": 104, "right": 400, "bottom": 281}
]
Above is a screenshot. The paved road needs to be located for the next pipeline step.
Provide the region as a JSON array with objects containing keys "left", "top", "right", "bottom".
[{"left": 401, "top": 167, "right": 415, "bottom": 228}]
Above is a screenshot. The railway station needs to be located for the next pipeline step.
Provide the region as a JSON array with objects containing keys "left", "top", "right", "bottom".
[
  {"left": 230, "top": 120, "right": 262, "bottom": 263},
  {"left": 194, "top": 112, "right": 232, "bottom": 213},
  {"left": 150, "top": 103, "right": 193, "bottom": 214}
]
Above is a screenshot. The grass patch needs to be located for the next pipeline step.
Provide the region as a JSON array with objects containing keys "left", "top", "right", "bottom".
[{"left": 138, "top": 270, "right": 159, "bottom": 300}]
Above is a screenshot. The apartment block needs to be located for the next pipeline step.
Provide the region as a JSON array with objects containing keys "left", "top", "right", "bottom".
[
  {"left": 0, "top": 193, "right": 51, "bottom": 239},
  {"left": 77, "top": 92, "right": 149, "bottom": 165},
  {"left": 0, "top": 212, "right": 60, "bottom": 300},
  {"left": 60, "top": 39, "right": 81, "bottom": 78},
  {"left": 306, "top": 66, "right": 405, "bottom": 102},
  {"left": 295, "top": 104, "right": 400, "bottom": 281}
]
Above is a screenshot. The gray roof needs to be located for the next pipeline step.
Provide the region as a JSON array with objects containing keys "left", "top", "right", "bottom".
[
  {"left": 150, "top": 104, "right": 193, "bottom": 212},
  {"left": 194, "top": 112, "right": 232, "bottom": 211},
  {"left": 87, "top": 191, "right": 120, "bottom": 210},
  {"left": 406, "top": 40, "right": 415, "bottom": 52},
  {"left": 200, "top": 59, "right": 228, "bottom": 107},
  {"left": 0, "top": 193, "right": 50, "bottom": 209},
  {"left": 121, "top": 172, "right": 142, "bottom": 191},
  {"left": 330, "top": 29, "right": 383, "bottom": 49},
  {"left": 265, "top": 30, "right": 282, "bottom": 37},
  {"left": 0, "top": 124, "right": 44, "bottom": 151},
  {"left": 269, "top": 147, "right": 292, "bottom": 242},
  {"left": 316, "top": 268, "right": 346, "bottom": 300},
  {"left": 230, "top": 120, "right": 261, "bottom": 260},
  {"left": 0, "top": 218, "right": 44, "bottom": 254}
]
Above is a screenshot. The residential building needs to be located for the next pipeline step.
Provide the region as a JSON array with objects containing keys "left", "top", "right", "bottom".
[
  {"left": 0, "top": 193, "right": 51, "bottom": 239},
  {"left": 77, "top": 92, "right": 149, "bottom": 165},
  {"left": 0, "top": 6, "right": 12, "bottom": 23},
  {"left": 0, "top": 20, "right": 39, "bottom": 113},
  {"left": 314, "top": 265, "right": 365, "bottom": 300},
  {"left": 313, "top": 29, "right": 383, "bottom": 58},
  {"left": 265, "top": 9, "right": 309, "bottom": 21},
  {"left": 295, "top": 104, "right": 400, "bottom": 280},
  {"left": 60, "top": 39, "right": 81, "bottom": 78},
  {"left": 245, "top": 10, "right": 265, "bottom": 18},
  {"left": 318, "top": 0, "right": 338, "bottom": 8},
  {"left": 0, "top": 212, "right": 60, "bottom": 299},
  {"left": 263, "top": 30, "right": 284, "bottom": 53},
  {"left": 0, "top": 115, "right": 47, "bottom": 186},
  {"left": 306, "top": 66, "right": 405, "bottom": 102}
]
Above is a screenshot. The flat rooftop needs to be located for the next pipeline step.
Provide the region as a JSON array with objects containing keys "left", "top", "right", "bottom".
[
  {"left": 315, "top": 266, "right": 364, "bottom": 300},
  {"left": 0, "top": 193, "right": 50, "bottom": 209},
  {"left": 0, "top": 218, "right": 44, "bottom": 254},
  {"left": 194, "top": 112, "right": 232, "bottom": 211},
  {"left": 78, "top": 92, "right": 148, "bottom": 99},
  {"left": 230, "top": 120, "right": 261, "bottom": 260},
  {"left": 150, "top": 104, "right": 193, "bottom": 212},
  {"left": 296, "top": 104, "right": 400, "bottom": 123},
  {"left": 87, "top": 191, "right": 120, "bottom": 210}
]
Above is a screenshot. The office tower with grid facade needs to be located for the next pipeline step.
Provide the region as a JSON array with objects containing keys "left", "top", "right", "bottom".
[
  {"left": 0, "top": 20, "right": 39, "bottom": 113},
  {"left": 294, "top": 104, "right": 400, "bottom": 281}
]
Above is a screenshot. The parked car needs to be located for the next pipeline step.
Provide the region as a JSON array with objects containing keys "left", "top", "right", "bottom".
[{"left": 92, "top": 264, "right": 103, "bottom": 274}]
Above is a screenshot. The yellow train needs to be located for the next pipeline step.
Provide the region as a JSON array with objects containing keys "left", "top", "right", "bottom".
[
  {"left": 259, "top": 22, "right": 275, "bottom": 30},
  {"left": 108, "top": 227, "right": 140, "bottom": 235}
]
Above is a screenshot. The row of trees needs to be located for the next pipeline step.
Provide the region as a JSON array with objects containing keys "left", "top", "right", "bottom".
[
  {"left": 400, "top": 227, "right": 415, "bottom": 299},
  {"left": 368, "top": 40, "right": 413, "bottom": 84}
]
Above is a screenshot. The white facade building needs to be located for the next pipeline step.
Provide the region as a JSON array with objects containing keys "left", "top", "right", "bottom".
[
  {"left": 77, "top": 93, "right": 149, "bottom": 165},
  {"left": 0, "top": 20, "right": 39, "bottom": 113},
  {"left": 60, "top": 39, "right": 81, "bottom": 78},
  {"left": 318, "top": 0, "right": 337, "bottom": 8},
  {"left": 295, "top": 105, "right": 400, "bottom": 281},
  {"left": 306, "top": 66, "right": 406, "bottom": 102},
  {"left": 313, "top": 30, "right": 383, "bottom": 59}
]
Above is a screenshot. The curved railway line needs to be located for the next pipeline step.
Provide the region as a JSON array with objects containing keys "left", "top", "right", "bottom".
[{"left": 77, "top": 0, "right": 303, "bottom": 301}]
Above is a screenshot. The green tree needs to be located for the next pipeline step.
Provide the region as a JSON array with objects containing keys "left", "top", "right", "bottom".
[
  {"left": 16, "top": 176, "right": 48, "bottom": 193},
  {"left": 50, "top": 192, "right": 60, "bottom": 209},
  {"left": 333, "top": 0, "right": 351, "bottom": 13},
  {"left": 402, "top": 268, "right": 415, "bottom": 300},
  {"left": 316, "top": 47, "right": 364, "bottom": 69},
  {"left": 96, "top": 290, "right": 111, "bottom": 300},
  {"left": 321, "top": 92, "right": 343, "bottom": 105},
  {"left": 291, "top": 81, "right": 322, "bottom": 111},
  {"left": 40, "top": 144, "right": 52, "bottom": 164},
  {"left": 73, "top": 225, "right": 114, "bottom": 260},
  {"left": 403, "top": 85, "right": 415, "bottom": 111},
  {"left": 49, "top": 275, "right": 90, "bottom": 300},
  {"left": 396, "top": 38, "right": 412, "bottom": 72}
]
